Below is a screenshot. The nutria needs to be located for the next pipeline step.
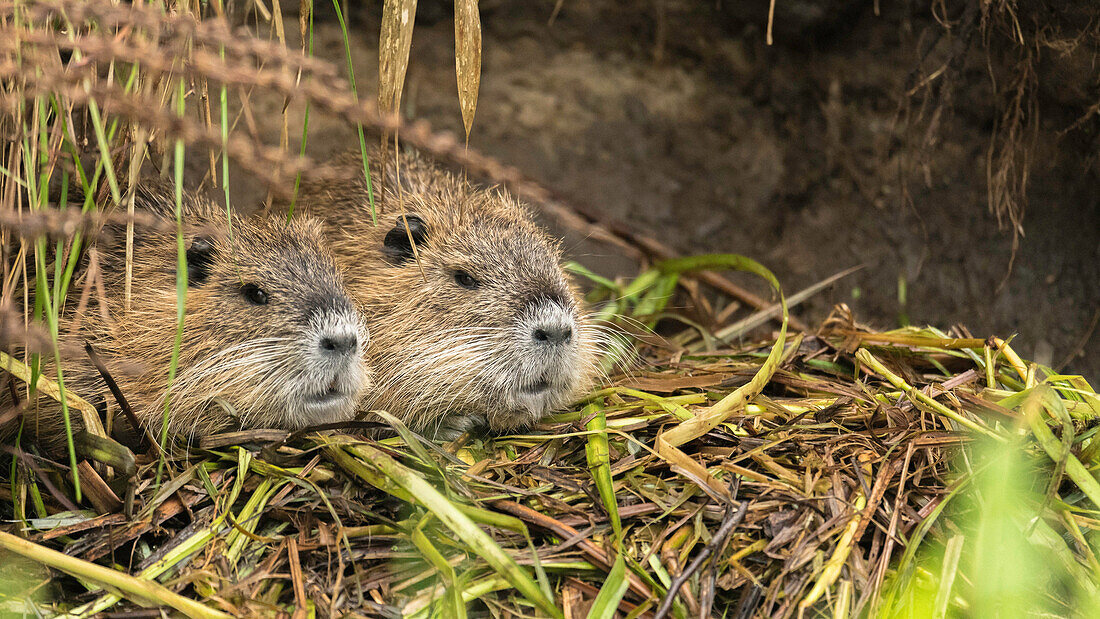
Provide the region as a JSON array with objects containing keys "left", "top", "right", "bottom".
[
  {"left": 6, "top": 181, "right": 370, "bottom": 448},
  {"left": 290, "top": 148, "right": 601, "bottom": 438}
]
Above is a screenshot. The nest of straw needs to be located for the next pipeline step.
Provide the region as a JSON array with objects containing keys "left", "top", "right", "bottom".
[{"left": 3, "top": 301, "right": 1098, "bottom": 617}]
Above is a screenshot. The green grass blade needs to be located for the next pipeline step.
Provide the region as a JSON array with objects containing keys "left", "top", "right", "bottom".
[
  {"left": 331, "top": 0, "right": 376, "bottom": 224},
  {"left": 565, "top": 261, "right": 619, "bottom": 291},
  {"left": 0, "top": 531, "right": 231, "bottom": 618},
  {"left": 342, "top": 442, "right": 561, "bottom": 618},
  {"left": 22, "top": 108, "right": 81, "bottom": 501},
  {"left": 219, "top": 49, "right": 231, "bottom": 214},
  {"left": 857, "top": 349, "right": 1003, "bottom": 441},
  {"left": 586, "top": 554, "right": 630, "bottom": 619},
  {"left": 620, "top": 269, "right": 662, "bottom": 302},
  {"left": 410, "top": 515, "right": 466, "bottom": 619},
  {"left": 1026, "top": 386, "right": 1100, "bottom": 509},
  {"left": 660, "top": 255, "right": 788, "bottom": 449},
  {"left": 288, "top": 2, "right": 314, "bottom": 219},
  {"left": 655, "top": 253, "right": 781, "bottom": 287},
  {"left": 584, "top": 403, "right": 620, "bottom": 543},
  {"left": 633, "top": 274, "right": 678, "bottom": 323},
  {"left": 155, "top": 78, "right": 189, "bottom": 489},
  {"left": 932, "top": 534, "right": 965, "bottom": 619},
  {"left": 85, "top": 99, "right": 121, "bottom": 207}
]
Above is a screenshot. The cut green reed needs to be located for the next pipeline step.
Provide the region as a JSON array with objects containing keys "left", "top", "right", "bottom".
[
  {"left": 0, "top": 530, "right": 232, "bottom": 619},
  {"left": 409, "top": 514, "right": 466, "bottom": 619},
  {"left": 879, "top": 378, "right": 1100, "bottom": 617},
  {"left": 585, "top": 404, "right": 635, "bottom": 618},
  {"left": 67, "top": 453, "right": 256, "bottom": 616},
  {"left": 321, "top": 436, "right": 563, "bottom": 618}
]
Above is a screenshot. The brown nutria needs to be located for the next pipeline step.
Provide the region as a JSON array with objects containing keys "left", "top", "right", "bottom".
[
  {"left": 7, "top": 181, "right": 370, "bottom": 448},
  {"left": 289, "top": 147, "right": 602, "bottom": 438}
]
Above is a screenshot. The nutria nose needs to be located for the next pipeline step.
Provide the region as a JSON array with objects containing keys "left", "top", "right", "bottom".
[
  {"left": 533, "top": 324, "right": 572, "bottom": 346},
  {"left": 319, "top": 334, "right": 358, "bottom": 356}
]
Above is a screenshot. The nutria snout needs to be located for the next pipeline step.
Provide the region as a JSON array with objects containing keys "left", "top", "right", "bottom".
[
  {"left": 291, "top": 300, "right": 367, "bottom": 425},
  {"left": 506, "top": 295, "right": 585, "bottom": 420}
]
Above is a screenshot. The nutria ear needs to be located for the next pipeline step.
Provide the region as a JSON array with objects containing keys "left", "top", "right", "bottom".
[
  {"left": 382, "top": 215, "right": 428, "bottom": 264},
  {"left": 298, "top": 217, "right": 325, "bottom": 237},
  {"left": 185, "top": 235, "right": 217, "bottom": 286}
]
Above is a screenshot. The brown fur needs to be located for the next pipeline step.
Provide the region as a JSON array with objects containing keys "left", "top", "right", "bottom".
[
  {"left": 291, "top": 147, "right": 603, "bottom": 438},
  {"left": 8, "top": 181, "right": 370, "bottom": 450}
]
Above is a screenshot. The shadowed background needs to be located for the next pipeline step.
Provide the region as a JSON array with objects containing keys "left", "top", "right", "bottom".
[{"left": 224, "top": 0, "right": 1099, "bottom": 380}]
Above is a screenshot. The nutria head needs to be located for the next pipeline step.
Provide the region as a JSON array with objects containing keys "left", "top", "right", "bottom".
[
  {"left": 301, "top": 149, "right": 600, "bottom": 438},
  {"left": 90, "top": 185, "right": 371, "bottom": 439}
]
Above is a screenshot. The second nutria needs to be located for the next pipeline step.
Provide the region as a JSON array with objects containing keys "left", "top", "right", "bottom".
[
  {"left": 290, "top": 148, "right": 601, "bottom": 438},
  {"left": 7, "top": 181, "right": 371, "bottom": 447}
]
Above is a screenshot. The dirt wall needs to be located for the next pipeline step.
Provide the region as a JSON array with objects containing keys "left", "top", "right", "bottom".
[{"left": 232, "top": 0, "right": 1099, "bottom": 378}]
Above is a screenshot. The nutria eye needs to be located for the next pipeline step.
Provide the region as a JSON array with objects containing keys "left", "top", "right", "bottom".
[
  {"left": 241, "top": 284, "right": 269, "bottom": 305},
  {"left": 454, "top": 270, "right": 479, "bottom": 290}
]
